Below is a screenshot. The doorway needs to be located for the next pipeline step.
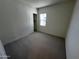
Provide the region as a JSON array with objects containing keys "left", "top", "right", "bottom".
[{"left": 33, "top": 13, "right": 37, "bottom": 32}]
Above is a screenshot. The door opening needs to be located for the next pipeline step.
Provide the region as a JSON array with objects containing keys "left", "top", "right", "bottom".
[{"left": 33, "top": 13, "right": 37, "bottom": 32}]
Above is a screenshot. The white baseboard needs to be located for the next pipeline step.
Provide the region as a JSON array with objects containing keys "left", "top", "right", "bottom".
[{"left": 3, "top": 32, "right": 33, "bottom": 45}]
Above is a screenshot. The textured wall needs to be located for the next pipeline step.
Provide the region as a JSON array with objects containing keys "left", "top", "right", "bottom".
[
  {"left": 37, "top": 1, "right": 75, "bottom": 38},
  {"left": 0, "top": 0, "right": 37, "bottom": 45},
  {"left": 66, "top": 0, "right": 79, "bottom": 59}
]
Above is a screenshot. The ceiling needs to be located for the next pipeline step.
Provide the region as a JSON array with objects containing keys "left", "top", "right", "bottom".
[{"left": 19, "top": 0, "right": 72, "bottom": 8}]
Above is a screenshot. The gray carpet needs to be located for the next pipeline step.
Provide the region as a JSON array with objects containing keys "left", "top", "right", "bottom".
[{"left": 4, "top": 32, "right": 66, "bottom": 59}]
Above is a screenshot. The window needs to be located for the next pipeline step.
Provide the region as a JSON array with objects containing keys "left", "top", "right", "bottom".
[{"left": 40, "top": 13, "right": 47, "bottom": 26}]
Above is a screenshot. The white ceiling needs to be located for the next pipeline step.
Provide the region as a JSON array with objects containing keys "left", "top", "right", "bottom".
[{"left": 19, "top": 0, "right": 71, "bottom": 8}]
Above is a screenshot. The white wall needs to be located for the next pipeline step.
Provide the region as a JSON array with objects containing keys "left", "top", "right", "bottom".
[
  {"left": 0, "top": 0, "right": 37, "bottom": 45},
  {"left": 37, "top": 1, "right": 75, "bottom": 38},
  {"left": 66, "top": 0, "right": 79, "bottom": 59},
  {"left": 0, "top": 40, "right": 7, "bottom": 59}
]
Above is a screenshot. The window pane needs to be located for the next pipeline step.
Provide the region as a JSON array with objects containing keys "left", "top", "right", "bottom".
[
  {"left": 40, "top": 13, "right": 46, "bottom": 26},
  {"left": 40, "top": 20, "right": 46, "bottom": 26}
]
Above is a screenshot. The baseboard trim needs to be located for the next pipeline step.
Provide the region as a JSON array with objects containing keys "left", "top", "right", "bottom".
[
  {"left": 4, "top": 32, "right": 34, "bottom": 45},
  {"left": 38, "top": 31, "right": 65, "bottom": 39}
]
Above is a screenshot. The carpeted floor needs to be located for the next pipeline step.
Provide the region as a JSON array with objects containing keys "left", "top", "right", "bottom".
[{"left": 4, "top": 32, "right": 66, "bottom": 59}]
